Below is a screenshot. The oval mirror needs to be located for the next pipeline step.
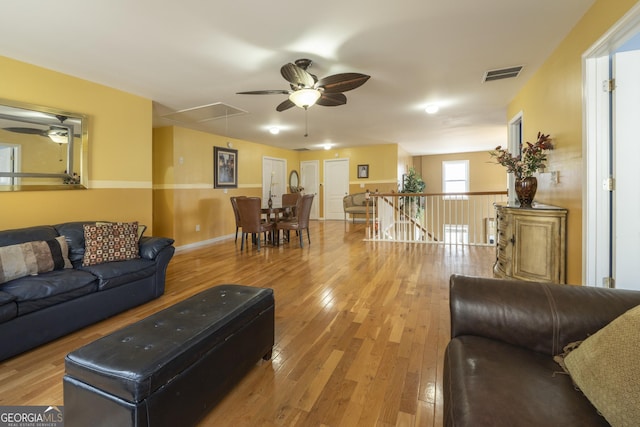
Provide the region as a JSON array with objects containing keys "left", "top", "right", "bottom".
[{"left": 289, "top": 170, "right": 299, "bottom": 192}]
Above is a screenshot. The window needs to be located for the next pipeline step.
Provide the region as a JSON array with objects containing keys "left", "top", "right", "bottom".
[
  {"left": 443, "top": 224, "right": 469, "bottom": 244},
  {"left": 442, "top": 160, "right": 469, "bottom": 198}
]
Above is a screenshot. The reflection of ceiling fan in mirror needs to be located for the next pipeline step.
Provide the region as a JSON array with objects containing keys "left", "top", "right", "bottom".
[
  {"left": 2, "top": 115, "right": 76, "bottom": 143},
  {"left": 237, "top": 59, "right": 370, "bottom": 111}
]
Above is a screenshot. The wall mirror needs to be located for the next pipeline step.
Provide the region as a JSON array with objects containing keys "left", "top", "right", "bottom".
[
  {"left": 0, "top": 98, "right": 88, "bottom": 191},
  {"left": 289, "top": 170, "right": 300, "bottom": 192}
]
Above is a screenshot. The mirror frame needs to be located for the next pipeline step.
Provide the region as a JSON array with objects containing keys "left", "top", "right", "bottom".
[
  {"left": 0, "top": 97, "right": 88, "bottom": 191},
  {"left": 289, "top": 170, "right": 301, "bottom": 193}
]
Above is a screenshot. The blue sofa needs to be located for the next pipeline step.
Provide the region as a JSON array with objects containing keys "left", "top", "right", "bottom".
[{"left": 0, "top": 221, "right": 174, "bottom": 361}]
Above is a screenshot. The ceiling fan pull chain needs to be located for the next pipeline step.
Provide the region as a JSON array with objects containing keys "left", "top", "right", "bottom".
[{"left": 304, "top": 108, "right": 309, "bottom": 137}]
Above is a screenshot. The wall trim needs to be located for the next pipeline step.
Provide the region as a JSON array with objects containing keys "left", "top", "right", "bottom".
[
  {"left": 152, "top": 183, "right": 261, "bottom": 190},
  {"left": 89, "top": 180, "right": 152, "bottom": 189},
  {"left": 175, "top": 234, "right": 233, "bottom": 252}
]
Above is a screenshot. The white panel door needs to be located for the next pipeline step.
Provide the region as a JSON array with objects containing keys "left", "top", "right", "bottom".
[
  {"left": 300, "top": 160, "right": 319, "bottom": 220},
  {"left": 324, "top": 159, "right": 349, "bottom": 220},
  {"left": 613, "top": 49, "right": 640, "bottom": 290},
  {"left": 262, "top": 157, "right": 287, "bottom": 208}
]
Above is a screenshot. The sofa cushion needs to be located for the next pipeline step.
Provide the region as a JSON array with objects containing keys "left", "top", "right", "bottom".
[
  {"left": 0, "top": 269, "right": 98, "bottom": 315},
  {"left": 82, "top": 222, "right": 140, "bottom": 266},
  {"left": 0, "top": 236, "right": 72, "bottom": 284},
  {"left": 0, "top": 291, "right": 17, "bottom": 324},
  {"left": 563, "top": 305, "right": 640, "bottom": 426},
  {"left": 80, "top": 258, "right": 156, "bottom": 290},
  {"left": 444, "top": 335, "right": 609, "bottom": 427},
  {"left": 54, "top": 222, "right": 99, "bottom": 264},
  {"left": 0, "top": 225, "right": 59, "bottom": 247}
]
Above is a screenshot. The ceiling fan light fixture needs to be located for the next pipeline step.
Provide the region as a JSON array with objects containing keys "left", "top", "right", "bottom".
[
  {"left": 289, "top": 88, "right": 321, "bottom": 109},
  {"left": 48, "top": 133, "right": 68, "bottom": 144},
  {"left": 425, "top": 104, "right": 440, "bottom": 114}
]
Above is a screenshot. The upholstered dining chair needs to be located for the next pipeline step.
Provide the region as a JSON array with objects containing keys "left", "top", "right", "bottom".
[
  {"left": 276, "top": 194, "right": 314, "bottom": 248},
  {"left": 281, "top": 193, "right": 301, "bottom": 219},
  {"left": 235, "top": 197, "right": 274, "bottom": 251},
  {"left": 230, "top": 196, "right": 246, "bottom": 242}
]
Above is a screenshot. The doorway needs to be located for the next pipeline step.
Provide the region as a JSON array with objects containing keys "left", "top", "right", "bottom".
[
  {"left": 262, "top": 157, "right": 287, "bottom": 208},
  {"left": 300, "top": 160, "right": 319, "bottom": 220},
  {"left": 0, "top": 143, "right": 19, "bottom": 186},
  {"left": 323, "top": 159, "right": 349, "bottom": 220},
  {"left": 584, "top": 3, "right": 640, "bottom": 291}
]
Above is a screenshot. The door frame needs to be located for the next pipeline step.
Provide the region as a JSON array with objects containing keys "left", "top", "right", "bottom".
[
  {"left": 300, "top": 160, "right": 319, "bottom": 220},
  {"left": 262, "top": 156, "right": 287, "bottom": 208},
  {"left": 323, "top": 158, "right": 350, "bottom": 221},
  {"left": 583, "top": 2, "right": 640, "bottom": 286},
  {"left": 507, "top": 112, "right": 523, "bottom": 206}
]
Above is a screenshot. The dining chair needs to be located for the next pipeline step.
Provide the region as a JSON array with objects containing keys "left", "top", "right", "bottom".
[
  {"left": 236, "top": 197, "right": 274, "bottom": 251},
  {"left": 230, "top": 196, "right": 246, "bottom": 242},
  {"left": 281, "top": 193, "right": 301, "bottom": 219},
  {"left": 277, "top": 194, "right": 314, "bottom": 247}
]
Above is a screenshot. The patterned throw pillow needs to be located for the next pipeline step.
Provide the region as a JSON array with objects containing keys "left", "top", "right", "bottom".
[
  {"left": 563, "top": 304, "right": 640, "bottom": 426},
  {"left": 0, "top": 236, "right": 72, "bottom": 284},
  {"left": 82, "top": 222, "right": 140, "bottom": 266}
]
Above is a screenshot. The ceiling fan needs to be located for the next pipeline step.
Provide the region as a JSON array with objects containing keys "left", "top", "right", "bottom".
[
  {"left": 237, "top": 59, "right": 370, "bottom": 111},
  {"left": 2, "top": 115, "right": 76, "bottom": 143}
]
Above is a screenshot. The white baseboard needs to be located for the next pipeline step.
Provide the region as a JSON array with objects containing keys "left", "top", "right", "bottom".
[{"left": 175, "top": 234, "right": 234, "bottom": 252}]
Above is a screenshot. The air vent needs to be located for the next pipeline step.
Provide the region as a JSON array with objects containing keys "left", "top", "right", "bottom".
[
  {"left": 293, "top": 148, "right": 310, "bottom": 151},
  {"left": 483, "top": 66, "right": 523, "bottom": 82},
  {"left": 161, "top": 102, "right": 247, "bottom": 124}
]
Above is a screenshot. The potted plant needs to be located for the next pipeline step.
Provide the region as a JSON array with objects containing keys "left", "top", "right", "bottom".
[
  {"left": 400, "top": 167, "right": 426, "bottom": 217},
  {"left": 489, "top": 132, "right": 553, "bottom": 207}
]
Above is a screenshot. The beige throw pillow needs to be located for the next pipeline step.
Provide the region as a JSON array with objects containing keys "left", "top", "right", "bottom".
[
  {"left": 564, "top": 304, "right": 640, "bottom": 427},
  {"left": 0, "top": 236, "right": 72, "bottom": 284}
]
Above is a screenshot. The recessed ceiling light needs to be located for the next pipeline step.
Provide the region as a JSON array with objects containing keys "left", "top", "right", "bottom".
[
  {"left": 425, "top": 104, "right": 440, "bottom": 114},
  {"left": 323, "top": 143, "right": 332, "bottom": 150},
  {"left": 269, "top": 127, "right": 280, "bottom": 135}
]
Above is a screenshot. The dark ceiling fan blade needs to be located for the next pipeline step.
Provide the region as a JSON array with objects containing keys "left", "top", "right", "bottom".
[
  {"left": 316, "top": 92, "right": 347, "bottom": 107},
  {"left": 3, "top": 127, "right": 47, "bottom": 136},
  {"left": 317, "top": 73, "right": 370, "bottom": 93},
  {"left": 281, "top": 63, "right": 315, "bottom": 89},
  {"left": 276, "top": 99, "right": 295, "bottom": 112},
  {"left": 236, "top": 90, "right": 291, "bottom": 95}
]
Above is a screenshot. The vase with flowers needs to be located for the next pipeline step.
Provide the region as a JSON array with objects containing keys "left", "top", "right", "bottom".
[
  {"left": 268, "top": 171, "right": 275, "bottom": 208},
  {"left": 489, "top": 132, "right": 553, "bottom": 208}
]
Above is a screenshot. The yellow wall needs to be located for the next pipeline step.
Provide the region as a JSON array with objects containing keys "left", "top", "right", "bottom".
[
  {"left": 507, "top": 0, "right": 638, "bottom": 284},
  {"left": 154, "top": 129, "right": 403, "bottom": 245},
  {"left": 154, "top": 126, "right": 301, "bottom": 246},
  {"left": 297, "top": 145, "right": 399, "bottom": 216},
  {"left": 0, "top": 55, "right": 154, "bottom": 230},
  {"left": 416, "top": 151, "right": 506, "bottom": 193},
  {"left": 298, "top": 144, "right": 399, "bottom": 195}
]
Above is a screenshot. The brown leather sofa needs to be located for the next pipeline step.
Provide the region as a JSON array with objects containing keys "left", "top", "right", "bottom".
[{"left": 443, "top": 274, "right": 640, "bottom": 427}]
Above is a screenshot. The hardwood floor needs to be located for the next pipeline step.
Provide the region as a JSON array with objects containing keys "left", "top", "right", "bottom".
[{"left": 0, "top": 221, "right": 494, "bottom": 426}]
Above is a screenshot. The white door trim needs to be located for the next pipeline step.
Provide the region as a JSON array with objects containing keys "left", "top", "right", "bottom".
[
  {"left": 300, "top": 160, "right": 320, "bottom": 220},
  {"left": 323, "top": 158, "right": 350, "bottom": 221},
  {"left": 582, "top": 2, "right": 640, "bottom": 286}
]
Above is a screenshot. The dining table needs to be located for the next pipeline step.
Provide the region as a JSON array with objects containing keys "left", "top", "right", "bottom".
[{"left": 260, "top": 205, "right": 296, "bottom": 245}]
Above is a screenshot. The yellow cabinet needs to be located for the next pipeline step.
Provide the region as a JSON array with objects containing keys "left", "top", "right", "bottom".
[{"left": 493, "top": 203, "right": 567, "bottom": 284}]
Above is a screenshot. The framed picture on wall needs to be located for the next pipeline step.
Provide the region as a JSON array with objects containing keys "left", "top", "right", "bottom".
[
  {"left": 357, "top": 164, "right": 369, "bottom": 179},
  {"left": 214, "top": 146, "right": 238, "bottom": 188}
]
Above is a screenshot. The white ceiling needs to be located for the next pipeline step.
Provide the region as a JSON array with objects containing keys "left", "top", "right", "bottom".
[{"left": 0, "top": 0, "right": 594, "bottom": 155}]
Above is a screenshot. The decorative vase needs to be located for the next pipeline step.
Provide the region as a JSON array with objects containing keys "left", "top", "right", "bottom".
[{"left": 515, "top": 176, "right": 537, "bottom": 208}]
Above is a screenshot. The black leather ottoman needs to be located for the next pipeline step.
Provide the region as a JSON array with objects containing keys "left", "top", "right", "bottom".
[{"left": 63, "top": 284, "right": 274, "bottom": 427}]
